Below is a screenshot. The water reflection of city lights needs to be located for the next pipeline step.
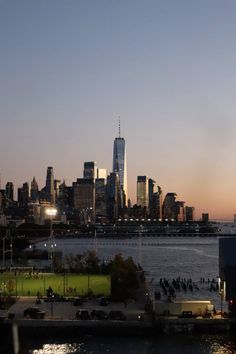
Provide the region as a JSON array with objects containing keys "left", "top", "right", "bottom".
[
  {"left": 32, "top": 343, "right": 78, "bottom": 354},
  {"left": 203, "top": 335, "right": 236, "bottom": 354}
]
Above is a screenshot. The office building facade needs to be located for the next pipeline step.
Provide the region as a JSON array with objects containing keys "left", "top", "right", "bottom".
[
  {"left": 106, "top": 172, "right": 121, "bottom": 221},
  {"left": 73, "top": 178, "right": 95, "bottom": 224},
  {"left": 137, "top": 176, "right": 149, "bottom": 208}
]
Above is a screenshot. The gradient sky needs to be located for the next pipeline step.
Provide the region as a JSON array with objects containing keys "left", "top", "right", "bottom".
[{"left": 1, "top": 0, "right": 236, "bottom": 220}]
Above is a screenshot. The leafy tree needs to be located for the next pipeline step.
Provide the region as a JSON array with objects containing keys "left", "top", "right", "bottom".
[
  {"left": 6, "top": 279, "right": 15, "bottom": 295},
  {"left": 105, "top": 254, "right": 139, "bottom": 301},
  {"left": 59, "top": 251, "right": 139, "bottom": 301},
  {"left": 65, "top": 254, "right": 84, "bottom": 273},
  {"left": 83, "top": 251, "right": 100, "bottom": 273},
  {"left": 53, "top": 254, "right": 65, "bottom": 273},
  {"left": 65, "top": 251, "right": 100, "bottom": 274}
]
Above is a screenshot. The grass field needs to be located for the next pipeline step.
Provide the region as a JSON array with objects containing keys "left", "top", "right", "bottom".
[{"left": 0, "top": 272, "right": 111, "bottom": 297}]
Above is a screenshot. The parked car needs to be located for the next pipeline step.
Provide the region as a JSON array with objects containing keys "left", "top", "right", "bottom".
[
  {"left": 91, "top": 310, "right": 108, "bottom": 320},
  {"left": 99, "top": 297, "right": 109, "bottom": 306},
  {"left": 76, "top": 310, "right": 90, "bottom": 320},
  {"left": 73, "top": 297, "right": 83, "bottom": 306},
  {"left": 23, "top": 307, "right": 45, "bottom": 319},
  {"left": 109, "top": 310, "right": 126, "bottom": 320}
]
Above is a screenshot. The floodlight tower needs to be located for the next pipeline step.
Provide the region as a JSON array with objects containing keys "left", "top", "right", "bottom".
[{"left": 46, "top": 207, "right": 57, "bottom": 271}]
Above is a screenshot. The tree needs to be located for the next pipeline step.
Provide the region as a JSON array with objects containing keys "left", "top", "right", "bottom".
[
  {"left": 106, "top": 254, "right": 139, "bottom": 301},
  {"left": 65, "top": 251, "right": 100, "bottom": 274},
  {"left": 6, "top": 279, "right": 15, "bottom": 295},
  {"left": 83, "top": 251, "right": 100, "bottom": 274}
]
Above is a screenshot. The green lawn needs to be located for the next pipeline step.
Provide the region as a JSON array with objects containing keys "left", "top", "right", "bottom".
[{"left": 0, "top": 273, "right": 111, "bottom": 297}]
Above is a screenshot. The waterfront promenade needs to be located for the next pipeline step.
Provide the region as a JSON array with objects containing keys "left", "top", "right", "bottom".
[{"left": 1, "top": 293, "right": 235, "bottom": 336}]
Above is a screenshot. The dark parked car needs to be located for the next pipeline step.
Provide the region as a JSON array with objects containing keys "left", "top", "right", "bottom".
[
  {"left": 99, "top": 297, "right": 109, "bottom": 306},
  {"left": 23, "top": 307, "right": 45, "bottom": 319},
  {"left": 109, "top": 310, "right": 126, "bottom": 321},
  {"left": 91, "top": 310, "right": 108, "bottom": 320},
  {"left": 76, "top": 310, "right": 90, "bottom": 320},
  {"left": 73, "top": 297, "right": 83, "bottom": 306}
]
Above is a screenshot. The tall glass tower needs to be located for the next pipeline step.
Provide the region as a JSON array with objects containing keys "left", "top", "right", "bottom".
[
  {"left": 46, "top": 166, "right": 55, "bottom": 204},
  {"left": 112, "top": 122, "right": 128, "bottom": 207}
]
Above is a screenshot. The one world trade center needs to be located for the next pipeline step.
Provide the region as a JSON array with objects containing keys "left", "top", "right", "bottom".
[{"left": 112, "top": 122, "right": 128, "bottom": 207}]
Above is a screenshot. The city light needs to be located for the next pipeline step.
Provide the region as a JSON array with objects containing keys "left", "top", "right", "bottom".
[{"left": 46, "top": 208, "right": 57, "bottom": 218}]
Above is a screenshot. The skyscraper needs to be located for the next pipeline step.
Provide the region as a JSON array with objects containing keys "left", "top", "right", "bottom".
[
  {"left": 106, "top": 172, "right": 121, "bottom": 221},
  {"left": 163, "top": 193, "right": 177, "bottom": 220},
  {"left": 30, "top": 177, "right": 39, "bottom": 202},
  {"left": 112, "top": 122, "right": 127, "bottom": 207},
  {"left": 97, "top": 168, "right": 107, "bottom": 180},
  {"left": 45, "top": 166, "right": 55, "bottom": 204},
  {"left": 148, "top": 178, "right": 156, "bottom": 210},
  {"left": 185, "top": 206, "right": 195, "bottom": 222},
  {"left": 18, "top": 182, "right": 29, "bottom": 207},
  {"left": 84, "top": 161, "right": 97, "bottom": 180},
  {"left": 137, "top": 176, "right": 149, "bottom": 208},
  {"left": 95, "top": 178, "right": 107, "bottom": 219},
  {"left": 73, "top": 178, "right": 95, "bottom": 224},
  {"left": 6, "top": 182, "right": 14, "bottom": 202}
]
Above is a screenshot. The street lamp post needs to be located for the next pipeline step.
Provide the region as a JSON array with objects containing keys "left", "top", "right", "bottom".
[
  {"left": 46, "top": 207, "right": 57, "bottom": 272},
  {"left": 10, "top": 233, "right": 13, "bottom": 267},
  {"left": 93, "top": 229, "right": 97, "bottom": 253},
  {"left": 50, "top": 294, "right": 54, "bottom": 319},
  {"left": 138, "top": 224, "right": 142, "bottom": 267}
]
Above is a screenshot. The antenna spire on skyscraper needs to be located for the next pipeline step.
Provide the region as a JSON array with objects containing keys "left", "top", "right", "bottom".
[{"left": 118, "top": 117, "right": 121, "bottom": 138}]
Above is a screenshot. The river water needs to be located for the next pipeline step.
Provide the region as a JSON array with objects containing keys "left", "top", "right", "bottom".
[
  {"left": 23, "top": 236, "right": 236, "bottom": 354},
  {"left": 35, "top": 236, "right": 219, "bottom": 281}
]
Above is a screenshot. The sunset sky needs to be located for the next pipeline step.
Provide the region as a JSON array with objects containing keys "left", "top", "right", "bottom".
[{"left": 1, "top": 0, "right": 236, "bottom": 220}]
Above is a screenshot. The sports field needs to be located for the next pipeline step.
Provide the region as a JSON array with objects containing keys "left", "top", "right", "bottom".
[{"left": 0, "top": 272, "right": 111, "bottom": 297}]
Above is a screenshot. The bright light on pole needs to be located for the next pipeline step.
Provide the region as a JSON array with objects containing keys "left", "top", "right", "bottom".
[{"left": 46, "top": 207, "right": 57, "bottom": 272}]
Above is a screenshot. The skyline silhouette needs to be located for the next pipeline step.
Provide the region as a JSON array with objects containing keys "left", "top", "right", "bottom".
[{"left": 1, "top": 1, "right": 236, "bottom": 219}]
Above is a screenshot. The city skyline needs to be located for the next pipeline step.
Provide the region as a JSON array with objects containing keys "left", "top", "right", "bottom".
[{"left": 1, "top": 1, "right": 236, "bottom": 220}]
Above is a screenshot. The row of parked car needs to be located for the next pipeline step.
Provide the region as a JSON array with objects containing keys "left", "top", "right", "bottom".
[
  {"left": 36, "top": 296, "right": 109, "bottom": 307},
  {"left": 76, "top": 310, "right": 126, "bottom": 321},
  {"left": 73, "top": 296, "right": 109, "bottom": 307},
  {"left": 23, "top": 307, "right": 127, "bottom": 321}
]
